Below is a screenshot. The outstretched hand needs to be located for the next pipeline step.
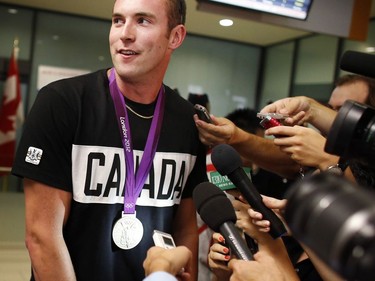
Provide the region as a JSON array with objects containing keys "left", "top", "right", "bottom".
[
  {"left": 207, "top": 232, "right": 232, "bottom": 281},
  {"left": 260, "top": 96, "right": 314, "bottom": 126},
  {"left": 193, "top": 115, "right": 237, "bottom": 147},
  {"left": 248, "top": 195, "right": 290, "bottom": 235},
  {"left": 143, "top": 246, "right": 192, "bottom": 281}
]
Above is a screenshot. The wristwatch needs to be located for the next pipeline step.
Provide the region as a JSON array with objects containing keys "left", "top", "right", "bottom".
[
  {"left": 325, "top": 159, "right": 349, "bottom": 176},
  {"left": 326, "top": 164, "right": 344, "bottom": 176}
]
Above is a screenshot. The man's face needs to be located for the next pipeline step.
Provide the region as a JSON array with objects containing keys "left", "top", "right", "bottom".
[
  {"left": 328, "top": 81, "right": 369, "bottom": 111},
  {"left": 109, "top": 0, "right": 175, "bottom": 82}
]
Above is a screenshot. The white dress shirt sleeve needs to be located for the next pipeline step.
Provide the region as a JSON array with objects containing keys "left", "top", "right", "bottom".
[{"left": 143, "top": 271, "right": 178, "bottom": 281}]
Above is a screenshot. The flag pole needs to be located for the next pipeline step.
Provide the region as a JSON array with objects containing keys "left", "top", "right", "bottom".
[{"left": 13, "top": 37, "right": 19, "bottom": 58}]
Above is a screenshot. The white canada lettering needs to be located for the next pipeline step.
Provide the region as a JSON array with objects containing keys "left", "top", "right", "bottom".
[{"left": 72, "top": 145, "right": 196, "bottom": 207}]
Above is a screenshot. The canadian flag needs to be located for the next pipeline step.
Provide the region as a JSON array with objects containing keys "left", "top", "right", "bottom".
[{"left": 0, "top": 44, "right": 24, "bottom": 176}]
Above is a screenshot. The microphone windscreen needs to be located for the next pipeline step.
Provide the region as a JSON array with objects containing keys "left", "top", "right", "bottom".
[
  {"left": 340, "top": 51, "right": 375, "bottom": 78},
  {"left": 211, "top": 144, "right": 242, "bottom": 175},
  {"left": 193, "top": 182, "right": 236, "bottom": 232}
]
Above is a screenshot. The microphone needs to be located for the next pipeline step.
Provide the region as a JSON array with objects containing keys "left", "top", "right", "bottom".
[
  {"left": 193, "top": 182, "right": 253, "bottom": 260},
  {"left": 211, "top": 144, "right": 287, "bottom": 239},
  {"left": 340, "top": 50, "right": 375, "bottom": 78}
]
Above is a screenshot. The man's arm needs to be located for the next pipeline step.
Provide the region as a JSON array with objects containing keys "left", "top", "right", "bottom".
[
  {"left": 172, "top": 198, "right": 198, "bottom": 281},
  {"left": 24, "top": 178, "right": 75, "bottom": 281}
]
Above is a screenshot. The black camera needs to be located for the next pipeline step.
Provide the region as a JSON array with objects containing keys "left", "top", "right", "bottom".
[
  {"left": 285, "top": 99, "right": 375, "bottom": 281},
  {"left": 285, "top": 173, "right": 375, "bottom": 281},
  {"left": 325, "top": 99, "right": 375, "bottom": 164}
]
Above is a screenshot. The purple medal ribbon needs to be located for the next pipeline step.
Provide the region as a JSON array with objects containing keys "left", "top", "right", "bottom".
[{"left": 109, "top": 69, "right": 165, "bottom": 214}]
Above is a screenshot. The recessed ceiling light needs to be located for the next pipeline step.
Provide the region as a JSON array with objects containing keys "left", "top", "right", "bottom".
[
  {"left": 219, "top": 19, "right": 233, "bottom": 27},
  {"left": 365, "top": 47, "right": 375, "bottom": 53},
  {"left": 8, "top": 8, "right": 18, "bottom": 14}
]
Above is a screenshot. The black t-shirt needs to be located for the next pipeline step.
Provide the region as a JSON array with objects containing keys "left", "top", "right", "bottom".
[{"left": 12, "top": 69, "right": 207, "bottom": 281}]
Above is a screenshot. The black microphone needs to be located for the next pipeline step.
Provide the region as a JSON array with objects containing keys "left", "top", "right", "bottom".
[
  {"left": 340, "top": 50, "right": 375, "bottom": 78},
  {"left": 211, "top": 144, "right": 287, "bottom": 239},
  {"left": 193, "top": 182, "right": 253, "bottom": 260}
]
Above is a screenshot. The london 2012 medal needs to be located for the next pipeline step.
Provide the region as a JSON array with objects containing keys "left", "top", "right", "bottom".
[{"left": 112, "top": 212, "right": 144, "bottom": 250}]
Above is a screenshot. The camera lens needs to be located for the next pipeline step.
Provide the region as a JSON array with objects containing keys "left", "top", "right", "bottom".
[
  {"left": 285, "top": 173, "right": 375, "bottom": 281},
  {"left": 325, "top": 100, "right": 375, "bottom": 164}
]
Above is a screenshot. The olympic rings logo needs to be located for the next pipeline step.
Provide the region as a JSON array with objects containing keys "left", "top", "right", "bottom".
[{"left": 125, "top": 203, "right": 135, "bottom": 209}]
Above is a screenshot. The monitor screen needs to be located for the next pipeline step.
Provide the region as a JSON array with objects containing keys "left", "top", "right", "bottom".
[{"left": 198, "top": 0, "right": 313, "bottom": 20}]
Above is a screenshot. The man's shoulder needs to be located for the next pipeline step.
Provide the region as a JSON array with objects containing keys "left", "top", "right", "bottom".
[
  {"left": 164, "top": 85, "right": 194, "bottom": 111},
  {"left": 42, "top": 69, "right": 107, "bottom": 91},
  {"left": 38, "top": 69, "right": 109, "bottom": 101}
]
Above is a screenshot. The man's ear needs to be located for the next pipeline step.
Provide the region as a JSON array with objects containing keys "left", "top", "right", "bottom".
[{"left": 169, "top": 25, "right": 187, "bottom": 50}]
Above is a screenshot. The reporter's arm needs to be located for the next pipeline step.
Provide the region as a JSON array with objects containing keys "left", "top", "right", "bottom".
[
  {"left": 143, "top": 246, "right": 192, "bottom": 281},
  {"left": 228, "top": 249, "right": 299, "bottom": 281},
  {"left": 307, "top": 99, "right": 337, "bottom": 135},
  {"left": 24, "top": 178, "right": 75, "bottom": 281},
  {"left": 228, "top": 126, "right": 300, "bottom": 178},
  {"left": 265, "top": 125, "right": 357, "bottom": 184},
  {"left": 194, "top": 116, "right": 300, "bottom": 178},
  {"left": 260, "top": 96, "right": 337, "bottom": 135},
  {"left": 232, "top": 199, "right": 298, "bottom": 280},
  {"left": 301, "top": 245, "right": 345, "bottom": 281},
  {"left": 250, "top": 196, "right": 344, "bottom": 281}
]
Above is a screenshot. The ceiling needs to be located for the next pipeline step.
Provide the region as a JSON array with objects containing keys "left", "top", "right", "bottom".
[{"left": 1, "top": 0, "right": 375, "bottom": 46}]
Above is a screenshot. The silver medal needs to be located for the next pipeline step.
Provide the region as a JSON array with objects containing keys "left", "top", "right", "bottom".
[{"left": 112, "top": 212, "right": 144, "bottom": 250}]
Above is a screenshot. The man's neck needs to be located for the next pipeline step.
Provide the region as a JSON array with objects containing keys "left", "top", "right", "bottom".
[{"left": 109, "top": 69, "right": 164, "bottom": 104}]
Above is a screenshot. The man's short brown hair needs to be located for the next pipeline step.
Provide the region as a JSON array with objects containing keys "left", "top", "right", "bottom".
[
  {"left": 166, "top": 0, "right": 186, "bottom": 31},
  {"left": 336, "top": 74, "right": 375, "bottom": 108}
]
